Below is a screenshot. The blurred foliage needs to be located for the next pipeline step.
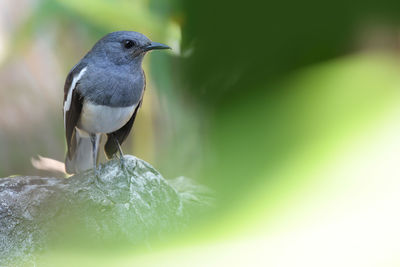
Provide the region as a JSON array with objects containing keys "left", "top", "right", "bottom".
[
  {"left": 182, "top": 0, "right": 400, "bottom": 102},
  {"left": 181, "top": 0, "right": 400, "bottom": 209}
]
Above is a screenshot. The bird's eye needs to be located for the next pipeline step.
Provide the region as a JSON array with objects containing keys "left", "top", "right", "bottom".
[{"left": 123, "top": 40, "right": 136, "bottom": 49}]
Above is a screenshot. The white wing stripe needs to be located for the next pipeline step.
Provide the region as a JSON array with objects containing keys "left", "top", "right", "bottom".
[{"left": 63, "top": 67, "right": 87, "bottom": 129}]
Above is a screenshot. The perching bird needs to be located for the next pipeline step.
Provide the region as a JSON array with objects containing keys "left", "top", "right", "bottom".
[{"left": 63, "top": 31, "right": 170, "bottom": 174}]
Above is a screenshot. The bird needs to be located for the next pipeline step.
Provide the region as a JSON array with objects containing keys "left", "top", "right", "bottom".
[{"left": 63, "top": 31, "right": 170, "bottom": 174}]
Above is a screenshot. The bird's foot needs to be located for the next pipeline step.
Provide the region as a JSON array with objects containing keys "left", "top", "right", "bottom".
[
  {"left": 94, "top": 166, "right": 100, "bottom": 177},
  {"left": 118, "top": 156, "right": 131, "bottom": 184},
  {"left": 92, "top": 166, "right": 103, "bottom": 187},
  {"left": 119, "top": 155, "right": 126, "bottom": 169}
]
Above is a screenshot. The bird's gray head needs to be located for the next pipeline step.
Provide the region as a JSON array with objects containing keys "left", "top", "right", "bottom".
[{"left": 89, "top": 31, "right": 170, "bottom": 66}]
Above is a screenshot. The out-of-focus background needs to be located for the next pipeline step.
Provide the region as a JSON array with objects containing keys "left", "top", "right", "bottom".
[
  {"left": 0, "top": 0, "right": 199, "bottom": 180},
  {"left": 1, "top": 0, "right": 400, "bottom": 266}
]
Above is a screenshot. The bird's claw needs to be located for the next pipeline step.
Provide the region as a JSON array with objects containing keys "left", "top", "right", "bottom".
[
  {"left": 119, "top": 155, "right": 126, "bottom": 169},
  {"left": 119, "top": 156, "right": 131, "bottom": 184},
  {"left": 92, "top": 166, "right": 103, "bottom": 187}
]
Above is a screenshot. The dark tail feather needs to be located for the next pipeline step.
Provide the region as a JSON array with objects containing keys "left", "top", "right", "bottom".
[{"left": 104, "top": 134, "right": 118, "bottom": 159}]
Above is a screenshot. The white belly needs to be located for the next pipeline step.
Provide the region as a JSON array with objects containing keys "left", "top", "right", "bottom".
[{"left": 78, "top": 101, "right": 137, "bottom": 134}]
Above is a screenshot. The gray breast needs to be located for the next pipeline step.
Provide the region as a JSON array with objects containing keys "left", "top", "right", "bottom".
[{"left": 78, "top": 66, "right": 145, "bottom": 107}]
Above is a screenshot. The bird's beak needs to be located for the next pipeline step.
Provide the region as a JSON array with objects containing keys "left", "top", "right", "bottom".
[{"left": 143, "top": 42, "right": 171, "bottom": 52}]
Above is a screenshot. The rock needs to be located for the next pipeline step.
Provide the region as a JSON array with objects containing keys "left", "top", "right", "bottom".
[{"left": 0, "top": 156, "right": 211, "bottom": 266}]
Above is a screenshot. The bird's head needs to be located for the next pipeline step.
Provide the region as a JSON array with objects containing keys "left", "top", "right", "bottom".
[{"left": 90, "top": 31, "right": 170, "bottom": 66}]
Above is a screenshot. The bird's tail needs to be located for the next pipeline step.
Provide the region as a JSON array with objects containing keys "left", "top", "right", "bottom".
[{"left": 65, "top": 129, "right": 98, "bottom": 174}]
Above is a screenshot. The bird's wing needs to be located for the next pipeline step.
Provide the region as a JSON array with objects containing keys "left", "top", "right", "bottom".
[{"left": 63, "top": 63, "right": 88, "bottom": 159}]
